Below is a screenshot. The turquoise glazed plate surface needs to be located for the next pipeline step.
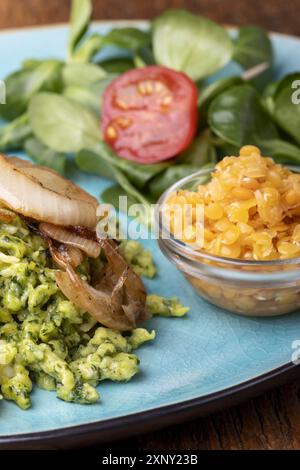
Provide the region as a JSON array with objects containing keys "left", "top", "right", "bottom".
[{"left": 0, "top": 22, "right": 300, "bottom": 449}]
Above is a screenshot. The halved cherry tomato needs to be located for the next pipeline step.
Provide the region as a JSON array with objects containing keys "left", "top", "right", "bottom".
[{"left": 101, "top": 66, "right": 198, "bottom": 164}]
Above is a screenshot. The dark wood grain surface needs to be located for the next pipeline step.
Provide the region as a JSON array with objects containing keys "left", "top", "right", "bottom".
[
  {"left": 1, "top": 0, "right": 300, "bottom": 451},
  {"left": 1, "top": 0, "right": 300, "bottom": 35}
]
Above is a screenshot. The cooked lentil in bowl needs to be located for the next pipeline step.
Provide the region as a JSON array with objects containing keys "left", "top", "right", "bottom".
[{"left": 157, "top": 146, "right": 300, "bottom": 316}]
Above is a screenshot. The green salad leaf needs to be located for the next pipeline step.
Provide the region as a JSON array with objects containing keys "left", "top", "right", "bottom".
[
  {"left": 134, "top": 47, "right": 155, "bottom": 68},
  {"left": 273, "top": 72, "right": 300, "bottom": 99},
  {"left": 63, "top": 81, "right": 108, "bottom": 117},
  {"left": 261, "top": 73, "right": 300, "bottom": 116},
  {"left": 208, "top": 84, "right": 279, "bottom": 146},
  {"left": 274, "top": 73, "right": 300, "bottom": 145},
  {"left": 74, "top": 148, "right": 115, "bottom": 179},
  {"left": 67, "top": 0, "right": 92, "bottom": 59},
  {"left": 148, "top": 131, "right": 216, "bottom": 198},
  {"left": 233, "top": 26, "right": 273, "bottom": 69},
  {"left": 70, "top": 33, "right": 103, "bottom": 63},
  {"left": 148, "top": 164, "right": 200, "bottom": 199},
  {"left": 76, "top": 142, "right": 170, "bottom": 227},
  {"left": 76, "top": 141, "right": 169, "bottom": 189},
  {"left": 99, "top": 57, "right": 135, "bottom": 74},
  {"left": 101, "top": 183, "right": 153, "bottom": 229},
  {"left": 28, "top": 92, "right": 100, "bottom": 152},
  {"left": 0, "top": 61, "right": 63, "bottom": 121},
  {"left": 261, "top": 80, "right": 279, "bottom": 114},
  {"left": 63, "top": 85, "right": 101, "bottom": 116},
  {"left": 198, "top": 76, "right": 243, "bottom": 111},
  {"left": 64, "top": 74, "right": 117, "bottom": 116},
  {"left": 101, "top": 184, "right": 139, "bottom": 210},
  {"left": 24, "top": 137, "right": 66, "bottom": 174},
  {"left": 208, "top": 82, "right": 300, "bottom": 163},
  {"left": 177, "top": 131, "right": 218, "bottom": 166},
  {"left": 260, "top": 139, "right": 300, "bottom": 164},
  {"left": 62, "top": 63, "right": 106, "bottom": 87},
  {"left": 103, "top": 27, "right": 151, "bottom": 51},
  {"left": 153, "top": 9, "right": 233, "bottom": 81},
  {"left": 113, "top": 167, "right": 151, "bottom": 207},
  {"left": 110, "top": 168, "right": 153, "bottom": 228},
  {"left": 0, "top": 113, "right": 32, "bottom": 150},
  {"left": 21, "top": 58, "right": 45, "bottom": 70}
]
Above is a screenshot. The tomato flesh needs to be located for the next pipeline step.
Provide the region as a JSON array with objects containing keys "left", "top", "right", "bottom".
[{"left": 101, "top": 66, "right": 198, "bottom": 163}]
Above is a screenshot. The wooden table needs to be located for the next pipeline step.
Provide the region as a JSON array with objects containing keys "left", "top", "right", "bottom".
[{"left": 1, "top": 0, "right": 300, "bottom": 451}]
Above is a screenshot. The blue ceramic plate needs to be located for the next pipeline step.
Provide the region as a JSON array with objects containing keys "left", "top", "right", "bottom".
[{"left": 0, "top": 22, "right": 300, "bottom": 449}]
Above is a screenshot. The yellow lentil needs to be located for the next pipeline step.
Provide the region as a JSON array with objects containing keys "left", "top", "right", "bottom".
[
  {"left": 239, "top": 145, "right": 261, "bottom": 156},
  {"left": 284, "top": 189, "right": 300, "bottom": 206},
  {"left": 205, "top": 203, "right": 224, "bottom": 220},
  {"left": 232, "top": 187, "right": 253, "bottom": 200},
  {"left": 166, "top": 146, "right": 300, "bottom": 260}
]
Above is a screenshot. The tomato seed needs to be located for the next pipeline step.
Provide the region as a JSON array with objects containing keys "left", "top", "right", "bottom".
[
  {"left": 106, "top": 126, "right": 117, "bottom": 139},
  {"left": 116, "top": 99, "right": 128, "bottom": 110}
]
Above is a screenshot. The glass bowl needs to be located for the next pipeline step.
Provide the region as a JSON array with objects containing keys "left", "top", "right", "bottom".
[{"left": 156, "top": 167, "right": 300, "bottom": 317}]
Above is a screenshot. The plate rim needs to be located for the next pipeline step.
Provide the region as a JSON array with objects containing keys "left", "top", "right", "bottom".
[
  {"left": 0, "top": 361, "right": 298, "bottom": 448},
  {"left": 0, "top": 20, "right": 300, "bottom": 448},
  {"left": 0, "top": 19, "right": 299, "bottom": 43}
]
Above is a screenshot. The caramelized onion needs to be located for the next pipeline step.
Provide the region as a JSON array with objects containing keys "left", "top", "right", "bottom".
[
  {"left": 65, "top": 246, "right": 85, "bottom": 268},
  {"left": 0, "top": 154, "right": 97, "bottom": 227},
  {"left": 98, "top": 239, "right": 147, "bottom": 314},
  {"left": 49, "top": 243, "right": 84, "bottom": 270},
  {"left": 56, "top": 266, "right": 136, "bottom": 331},
  {"left": 55, "top": 239, "right": 147, "bottom": 331},
  {"left": 0, "top": 207, "right": 17, "bottom": 223},
  {"left": 40, "top": 222, "right": 101, "bottom": 258}
]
